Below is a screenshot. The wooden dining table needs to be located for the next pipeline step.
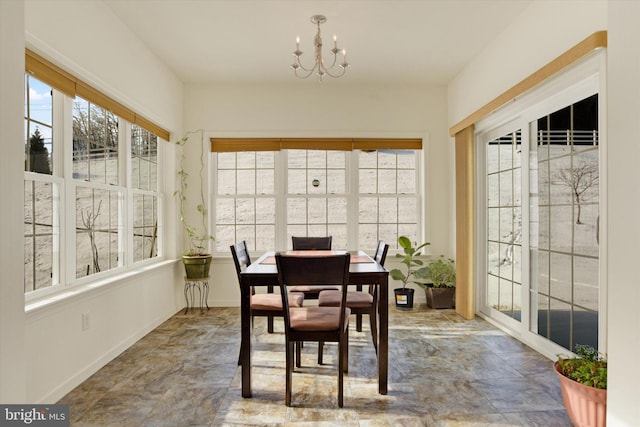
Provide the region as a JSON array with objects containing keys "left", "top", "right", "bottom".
[{"left": 239, "top": 250, "right": 389, "bottom": 397}]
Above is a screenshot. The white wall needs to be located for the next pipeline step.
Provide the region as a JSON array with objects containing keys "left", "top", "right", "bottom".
[
  {"left": 605, "top": 1, "right": 640, "bottom": 424},
  {"left": 183, "top": 82, "right": 451, "bottom": 306},
  {"left": 0, "top": 0, "right": 27, "bottom": 403},
  {"left": 448, "top": 0, "right": 607, "bottom": 128},
  {"left": 0, "top": 0, "right": 187, "bottom": 403}
]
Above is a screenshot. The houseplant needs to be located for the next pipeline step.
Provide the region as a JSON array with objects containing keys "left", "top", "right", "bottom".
[
  {"left": 554, "top": 344, "right": 607, "bottom": 427},
  {"left": 175, "top": 130, "right": 215, "bottom": 279},
  {"left": 422, "top": 256, "right": 456, "bottom": 309},
  {"left": 389, "top": 235, "right": 430, "bottom": 309}
]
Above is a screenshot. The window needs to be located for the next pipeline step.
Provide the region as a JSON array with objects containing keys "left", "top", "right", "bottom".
[
  {"left": 358, "top": 150, "right": 419, "bottom": 249},
  {"left": 73, "top": 98, "right": 121, "bottom": 277},
  {"left": 23, "top": 74, "right": 165, "bottom": 295},
  {"left": 24, "top": 76, "right": 56, "bottom": 292},
  {"left": 215, "top": 151, "right": 277, "bottom": 251},
  {"left": 213, "top": 147, "right": 421, "bottom": 253},
  {"left": 131, "top": 125, "right": 159, "bottom": 261},
  {"left": 287, "top": 150, "right": 348, "bottom": 248}
]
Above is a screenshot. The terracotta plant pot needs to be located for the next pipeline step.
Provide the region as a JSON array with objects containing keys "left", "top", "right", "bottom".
[
  {"left": 425, "top": 286, "right": 455, "bottom": 309},
  {"left": 554, "top": 361, "right": 607, "bottom": 427}
]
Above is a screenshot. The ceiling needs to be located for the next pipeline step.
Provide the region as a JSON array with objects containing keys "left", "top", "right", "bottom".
[{"left": 104, "top": 0, "right": 531, "bottom": 86}]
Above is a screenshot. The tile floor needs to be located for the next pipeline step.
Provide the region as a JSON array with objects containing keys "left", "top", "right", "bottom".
[{"left": 59, "top": 304, "right": 571, "bottom": 426}]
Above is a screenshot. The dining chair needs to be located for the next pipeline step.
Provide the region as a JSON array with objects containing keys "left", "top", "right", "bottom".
[
  {"left": 230, "top": 241, "right": 304, "bottom": 365},
  {"left": 317, "top": 240, "right": 389, "bottom": 363},
  {"left": 291, "top": 235, "right": 332, "bottom": 251},
  {"left": 288, "top": 236, "right": 339, "bottom": 299},
  {"left": 275, "top": 252, "right": 351, "bottom": 407}
]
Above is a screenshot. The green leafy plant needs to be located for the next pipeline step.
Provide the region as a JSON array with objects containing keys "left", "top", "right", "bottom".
[
  {"left": 424, "top": 256, "right": 456, "bottom": 288},
  {"left": 174, "top": 129, "right": 214, "bottom": 255},
  {"left": 557, "top": 344, "right": 607, "bottom": 389},
  {"left": 390, "top": 236, "right": 430, "bottom": 289}
]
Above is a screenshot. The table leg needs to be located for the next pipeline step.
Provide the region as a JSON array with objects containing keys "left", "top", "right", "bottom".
[
  {"left": 378, "top": 276, "right": 388, "bottom": 395},
  {"left": 241, "top": 279, "right": 252, "bottom": 397}
]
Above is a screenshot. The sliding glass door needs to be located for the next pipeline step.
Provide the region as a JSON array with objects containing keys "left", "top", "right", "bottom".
[{"left": 477, "top": 53, "right": 604, "bottom": 356}]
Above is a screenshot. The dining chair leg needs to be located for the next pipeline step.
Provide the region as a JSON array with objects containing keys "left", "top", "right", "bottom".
[
  {"left": 295, "top": 341, "right": 302, "bottom": 368},
  {"left": 344, "top": 329, "right": 349, "bottom": 373},
  {"left": 318, "top": 341, "right": 324, "bottom": 364},
  {"left": 338, "top": 337, "right": 345, "bottom": 408},
  {"left": 267, "top": 315, "right": 274, "bottom": 333},
  {"left": 285, "top": 340, "right": 294, "bottom": 407}
]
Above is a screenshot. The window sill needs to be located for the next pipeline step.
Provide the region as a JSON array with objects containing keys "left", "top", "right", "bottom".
[{"left": 25, "top": 259, "right": 179, "bottom": 315}]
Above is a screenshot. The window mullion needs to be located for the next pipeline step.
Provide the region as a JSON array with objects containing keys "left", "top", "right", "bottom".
[
  {"left": 347, "top": 151, "right": 358, "bottom": 250},
  {"left": 122, "top": 121, "right": 132, "bottom": 267}
]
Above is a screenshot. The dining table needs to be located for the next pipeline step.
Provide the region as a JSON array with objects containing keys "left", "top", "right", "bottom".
[{"left": 239, "top": 249, "right": 389, "bottom": 398}]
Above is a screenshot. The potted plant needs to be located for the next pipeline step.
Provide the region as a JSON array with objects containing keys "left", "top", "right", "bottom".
[
  {"left": 389, "top": 236, "right": 430, "bottom": 309},
  {"left": 422, "top": 256, "right": 456, "bottom": 309},
  {"left": 554, "top": 344, "right": 607, "bottom": 427},
  {"left": 174, "top": 130, "right": 215, "bottom": 279}
]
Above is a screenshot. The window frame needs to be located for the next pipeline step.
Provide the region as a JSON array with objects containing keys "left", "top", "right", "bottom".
[
  {"left": 24, "top": 78, "right": 166, "bottom": 302},
  {"left": 211, "top": 146, "right": 425, "bottom": 255}
]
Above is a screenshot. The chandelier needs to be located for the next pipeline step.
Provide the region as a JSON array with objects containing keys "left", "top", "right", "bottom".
[{"left": 291, "top": 15, "right": 349, "bottom": 82}]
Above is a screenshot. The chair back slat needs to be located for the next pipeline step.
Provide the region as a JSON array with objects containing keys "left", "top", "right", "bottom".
[
  {"left": 291, "top": 236, "right": 332, "bottom": 251},
  {"left": 373, "top": 240, "right": 389, "bottom": 267}
]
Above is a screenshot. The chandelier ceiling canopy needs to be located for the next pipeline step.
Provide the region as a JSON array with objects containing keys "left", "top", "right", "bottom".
[{"left": 291, "top": 15, "right": 349, "bottom": 82}]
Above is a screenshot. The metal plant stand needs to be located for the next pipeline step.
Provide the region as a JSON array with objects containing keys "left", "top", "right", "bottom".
[{"left": 183, "top": 276, "right": 210, "bottom": 314}]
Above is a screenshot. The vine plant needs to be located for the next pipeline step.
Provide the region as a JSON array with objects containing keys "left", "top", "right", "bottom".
[{"left": 174, "top": 129, "right": 214, "bottom": 255}]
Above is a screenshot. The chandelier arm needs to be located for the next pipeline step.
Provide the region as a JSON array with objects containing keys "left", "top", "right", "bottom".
[
  {"left": 293, "top": 67, "right": 316, "bottom": 79},
  {"left": 321, "top": 65, "right": 348, "bottom": 78},
  {"left": 293, "top": 56, "right": 318, "bottom": 73}
]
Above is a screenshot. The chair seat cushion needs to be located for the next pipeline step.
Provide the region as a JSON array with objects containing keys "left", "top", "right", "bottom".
[
  {"left": 289, "top": 307, "right": 351, "bottom": 331},
  {"left": 251, "top": 292, "right": 304, "bottom": 310},
  {"left": 319, "top": 290, "right": 374, "bottom": 308},
  {"left": 288, "top": 285, "right": 340, "bottom": 293}
]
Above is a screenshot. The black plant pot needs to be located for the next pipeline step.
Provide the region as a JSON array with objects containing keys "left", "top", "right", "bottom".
[{"left": 394, "top": 288, "right": 415, "bottom": 309}]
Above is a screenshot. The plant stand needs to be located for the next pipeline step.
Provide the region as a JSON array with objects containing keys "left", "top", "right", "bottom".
[
  {"left": 394, "top": 288, "right": 414, "bottom": 309},
  {"left": 184, "top": 276, "right": 210, "bottom": 314},
  {"left": 554, "top": 361, "right": 607, "bottom": 427},
  {"left": 426, "top": 287, "right": 455, "bottom": 309}
]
